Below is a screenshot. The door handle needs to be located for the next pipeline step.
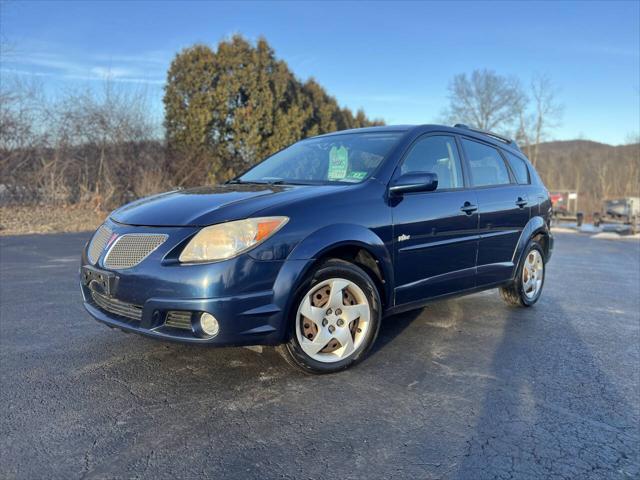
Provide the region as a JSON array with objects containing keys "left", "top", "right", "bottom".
[
  {"left": 460, "top": 202, "right": 478, "bottom": 215},
  {"left": 516, "top": 197, "right": 527, "bottom": 208}
]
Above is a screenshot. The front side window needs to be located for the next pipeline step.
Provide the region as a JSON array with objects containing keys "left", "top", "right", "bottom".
[
  {"left": 399, "top": 135, "right": 464, "bottom": 190},
  {"left": 461, "top": 138, "right": 511, "bottom": 187},
  {"left": 238, "top": 132, "right": 404, "bottom": 184},
  {"left": 505, "top": 151, "right": 530, "bottom": 184}
]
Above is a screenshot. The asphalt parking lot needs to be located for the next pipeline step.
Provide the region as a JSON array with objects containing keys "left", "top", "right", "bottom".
[{"left": 1, "top": 231, "right": 638, "bottom": 479}]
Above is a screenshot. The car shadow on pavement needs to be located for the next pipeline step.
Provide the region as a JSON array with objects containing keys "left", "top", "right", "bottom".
[
  {"left": 453, "top": 297, "right": 639, "bottom": 479},
  {"left": 370, "top": 308, "right": 424, "bottom": 355},
  {"left": 127, "top": 303, "right": 425, "bottom": 377}
]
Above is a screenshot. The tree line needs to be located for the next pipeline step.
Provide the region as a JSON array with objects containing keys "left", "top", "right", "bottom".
[
  {"left": 0, "top": 35, "right": 382, "bottom": 209},
  {"left": 443, "top": 68, "right": 639, "bottom": 214},
  {"left": 0, "top": 36, "right": 638, "bottom": 215}
]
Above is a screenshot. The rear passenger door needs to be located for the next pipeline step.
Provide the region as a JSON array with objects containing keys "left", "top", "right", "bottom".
[
  {"left": 504, "top": 150, "right": 547, "bottom": 218},
  {"left": 460, "top": 138, "right": 531, "bottom": 286}
]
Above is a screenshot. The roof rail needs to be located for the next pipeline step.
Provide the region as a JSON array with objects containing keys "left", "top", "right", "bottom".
[{"left": 453, "top": 124, "right": 519, "bottom": 149}]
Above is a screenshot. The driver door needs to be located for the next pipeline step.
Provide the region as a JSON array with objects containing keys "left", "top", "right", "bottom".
[{"left": 391, "top": 135, "right": 479, "bottom": 305}]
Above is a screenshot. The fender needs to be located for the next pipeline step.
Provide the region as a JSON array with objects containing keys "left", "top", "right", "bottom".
[
  {"left": 511, "top": 215, "right": 552, "bottom": 280},
  {"left": 288, "top": 224, "right": 394, "bottom": 296},
  {"left": 270, "top": 224, "right": 394, "bottom": 340}
]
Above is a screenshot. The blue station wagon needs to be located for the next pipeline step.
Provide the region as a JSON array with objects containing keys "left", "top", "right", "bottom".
[{"left": 81, "top": 124, "right": 553, "bottom": 373}]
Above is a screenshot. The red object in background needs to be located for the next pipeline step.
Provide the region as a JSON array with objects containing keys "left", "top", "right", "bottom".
[{"left": 550, "top": 193, "right": 564, "bottom": 206}]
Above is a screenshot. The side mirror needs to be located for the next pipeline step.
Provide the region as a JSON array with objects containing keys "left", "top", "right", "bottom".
[{"left": 389, "top": 172, "right": 438, "bottom": 195}]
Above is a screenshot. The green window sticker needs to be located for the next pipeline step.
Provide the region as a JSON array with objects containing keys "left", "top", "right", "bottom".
[
  {"left": 328, "top": 146, "right": 349, "bottom": 180},
  {"left": 346, "top": 171, "right": 368, "bottom": 181}
]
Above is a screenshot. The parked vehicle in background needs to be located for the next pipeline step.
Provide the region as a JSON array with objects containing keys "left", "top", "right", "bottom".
[
  {"left": 593, "top": 197, "right": 640, "bottom": 234},
  {"left": 80, "top": 124, "right": 553, "bottom": 374},
  {"left": 549, "top": 190, "right": 583, "bottom": 227}
]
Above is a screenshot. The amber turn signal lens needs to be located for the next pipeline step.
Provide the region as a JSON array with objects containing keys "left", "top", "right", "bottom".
[{"left": 256, "top": 219, "right": 284, "bottom": 242}]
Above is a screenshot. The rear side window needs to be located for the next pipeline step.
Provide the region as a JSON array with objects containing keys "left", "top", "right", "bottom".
[
  {"left": 505, "top": 151, "right": 530, "bottom": 184},
  {"left": 461, "top": 139, "right": 511, "bottom": 187},
  {"left": 400, "top": 135, "right": 464, "bottom": 190}
]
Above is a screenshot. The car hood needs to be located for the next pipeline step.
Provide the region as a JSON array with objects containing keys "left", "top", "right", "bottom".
[{"left": 110, "top": 184, "right": 338, "bottom": 227}]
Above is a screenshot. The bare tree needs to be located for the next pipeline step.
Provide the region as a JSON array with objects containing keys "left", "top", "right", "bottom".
[
  {"left": 0, "top": 76, "right": 169, "bottom": 209},
  {"left": 443, "top": 69, "right": 526, "bottom": 134},
  {"left": 0, "top": 76, "right": 55, "bottom": 202},
  {"left": 518, "top": 74, "right": 563, "bottom": 166},
  {"left": 48, "top": 81, "right": 165, "bottom": 208}
]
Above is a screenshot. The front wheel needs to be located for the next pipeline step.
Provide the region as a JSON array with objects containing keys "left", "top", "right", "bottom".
[
  {"left": 278, "top": 260, "right": 381, "bottom": 374},
  {"left": 500, "top": 241, "right": 546, "bottom": 307}
]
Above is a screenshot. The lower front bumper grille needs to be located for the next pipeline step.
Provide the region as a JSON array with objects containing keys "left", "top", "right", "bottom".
[
  {"left": 164, "top": 311, "right": 193, "bottom": 330},
  {"left": 90, "top": 290, "right": 194, "bottom": 332},
  {"left": 91, "top": 290, "right": 142, "bottom": 322}
]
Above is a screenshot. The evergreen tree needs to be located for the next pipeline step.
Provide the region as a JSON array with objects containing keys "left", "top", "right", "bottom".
[
  {"left": 163, "top": 35, "right": 384, "bottom": 184},
  {"left": 164, "top": 44, "right": 218, "bottom": 184}
]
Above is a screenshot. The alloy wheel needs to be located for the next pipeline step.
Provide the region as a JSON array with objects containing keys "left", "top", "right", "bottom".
[{"left": 522, "top": 249, "right": 544, "bottom": 299}]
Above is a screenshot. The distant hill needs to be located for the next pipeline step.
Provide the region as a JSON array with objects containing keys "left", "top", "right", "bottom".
[
  {"left": 526, "top": 139, "right": 640, "bottom": 216},
  {"left": 534, "top": 139, "right": 638, "bottom": 155}
]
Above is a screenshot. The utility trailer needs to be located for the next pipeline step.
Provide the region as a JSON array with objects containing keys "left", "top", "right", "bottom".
[
  {"left": 593, "top": 197, "right": 640, "bottom": 234},
  {"left": 550, "top": 191, "right": 583, "bottom": 227}
]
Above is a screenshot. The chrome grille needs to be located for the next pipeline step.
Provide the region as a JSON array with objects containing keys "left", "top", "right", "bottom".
[
  {"left": 90, "top": 290, "right": 142, "bottom": 322},
  {"left": 104, "top": 234, "right": 168, "bottom": 269},
  {"left": 87, "top": 225, "right": 112, "bottom": 264},
  {"left": 164, "top": 311, "right": 193, "bottom": 330}
]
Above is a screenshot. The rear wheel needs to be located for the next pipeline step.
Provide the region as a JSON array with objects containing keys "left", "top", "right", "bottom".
[
  {"left": 500, "top": 241, "right": 546, "bottom": 307},
  {"left": 278, "top": 260, "right": 381, "bottom": 374}
]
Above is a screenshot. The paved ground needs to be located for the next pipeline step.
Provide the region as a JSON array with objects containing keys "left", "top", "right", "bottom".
[{"left": 1, "top": 232, "right": 638, "bottom": 479}]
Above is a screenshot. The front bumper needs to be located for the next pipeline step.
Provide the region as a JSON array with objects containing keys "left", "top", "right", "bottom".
[
  {"left": 80, "top": 219, "right": 308, "bottom": 346},
  {"left": 81, "top": 285, "right": 282, "bottom": 345}
]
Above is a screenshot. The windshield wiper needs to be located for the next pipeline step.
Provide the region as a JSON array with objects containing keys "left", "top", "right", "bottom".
[{"left": 226, "top": 178, "right": 285, "bottom": 185}]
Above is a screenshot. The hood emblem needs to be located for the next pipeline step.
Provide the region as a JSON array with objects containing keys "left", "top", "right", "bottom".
[{"left": 105, "top": 233, "right": 119, "bottom": 249}]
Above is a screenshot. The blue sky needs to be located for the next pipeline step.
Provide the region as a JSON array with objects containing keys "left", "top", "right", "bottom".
[{"left": 2, "top": 0, "right": 639, "bottom": 144}]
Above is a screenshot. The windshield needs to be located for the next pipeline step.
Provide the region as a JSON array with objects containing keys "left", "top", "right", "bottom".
[{"left": 237, "top": 132, "right": 404, "bottom": 184}]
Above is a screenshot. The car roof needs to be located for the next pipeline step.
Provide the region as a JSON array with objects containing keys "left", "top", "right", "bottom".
[
  {"left": 313, "top": 125, "right": 415, "bottom": 136},
  {"left": 313, "top": 124, "right": 524, "bottom": 157}
]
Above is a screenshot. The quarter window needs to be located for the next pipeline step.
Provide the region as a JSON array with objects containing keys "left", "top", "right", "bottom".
[
  {"left": 400, "top": 136, "right": 464, "bottom": 190},
  {"left": 505, "top": 151, "right": 530, "bottom": 184},
  {"left": 461, "top": 139, "right": 511, "bottom": 187}
]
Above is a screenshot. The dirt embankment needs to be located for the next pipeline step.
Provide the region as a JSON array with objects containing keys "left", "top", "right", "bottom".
[{"left": 0, "top": 205, "right": 107, "bottom": 236}]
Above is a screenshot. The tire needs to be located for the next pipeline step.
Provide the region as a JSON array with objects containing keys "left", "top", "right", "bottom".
[
  {"left": 277, "top": 259, "right": 381, "bottom": 374},
  {"left": 500, "top": 240, "right": 546, "bottom": 307}
]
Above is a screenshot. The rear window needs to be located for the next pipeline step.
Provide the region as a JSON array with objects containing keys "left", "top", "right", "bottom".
[
  {"left": 461, "top": 138, "right": 511, "bottom": 187},
  {"left": 505, "top": 151, "right": 530, "bottom": 184}
]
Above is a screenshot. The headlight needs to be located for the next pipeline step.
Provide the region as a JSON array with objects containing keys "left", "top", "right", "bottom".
[{"left": 179, "top": 216, "right": 288, "bottom": 263}]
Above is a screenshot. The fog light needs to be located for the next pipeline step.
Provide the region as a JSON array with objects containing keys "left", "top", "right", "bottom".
[{"left": 200, "top": 312, "right": 219, "bottom": 337}]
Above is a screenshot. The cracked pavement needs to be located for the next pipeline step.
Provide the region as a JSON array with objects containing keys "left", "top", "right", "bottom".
[{"left": 0, "top": 232, "right": 638, "bottom": 479}]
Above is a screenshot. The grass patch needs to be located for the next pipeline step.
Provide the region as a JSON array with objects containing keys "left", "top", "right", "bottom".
[{"left": 0, "top": 205, "right": 108, "bottom": 235}]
